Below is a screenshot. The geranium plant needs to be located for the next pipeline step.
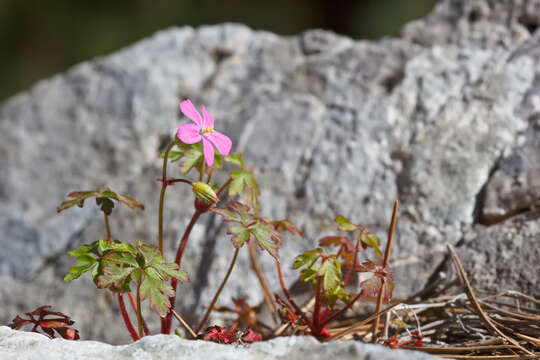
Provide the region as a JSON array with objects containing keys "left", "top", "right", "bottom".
[{"left": 9, "top": 99, "right": 397, "bottom": 346}]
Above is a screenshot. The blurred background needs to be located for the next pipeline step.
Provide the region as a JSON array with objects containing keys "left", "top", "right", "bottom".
[{"left": 0, "top": 0, "right": 437, "bottom": 102}]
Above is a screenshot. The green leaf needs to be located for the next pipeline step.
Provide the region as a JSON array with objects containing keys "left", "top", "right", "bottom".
[
  {"left": 318, "top": 257, "right": 342, "bottom": 292},
  {"left": 293, "top": 248, "right": 322, "bottom": 269},
  {"left": 64, "top": 263, "right": 95, "bottom": 282},
  {"left": 137, "top": 241, "right": 162, "bottom": 265},
  {"left": 360, "top": 232, "right": 382, "bottom": 260},
  {"left": 251, "top": 222, "right": 281, "bottom": 259},
  {"left": 325, "top": 284, "right": 349, "bottom": 308},
  {"left": 75, "top": 254, "right": 97, "bottom": 264},
  {"left": 139, "top": 275, "right": 175, "bottom": 317},
  {"left": 68, "top": 242, "right": 99, "bottom": 257},
  {"left": 224, "top": 152, "right": 244, "bottom": 169},
  {"left": 335, "top": 215, "right": 357, "bottom": 232},
  {"left": 228, "top": 170, "right": 259, "bottom": 197},
  {"left": 160, "top": 150, "right": 183, "bottom": 162},
  {"left": 300, "top": 267, "right": 318, "bottom": 283},
  {"left": 97, "top": 265, "right": 135, "bottom": 290},
  {"left": 227, "top": 226, "right": 251, "bottom": 248},
  {"left": 150, "top": 262, "right": 189, "bottom": 283},
  {"left": 179, "top": 143, "right": 203, "bottom": 174}
]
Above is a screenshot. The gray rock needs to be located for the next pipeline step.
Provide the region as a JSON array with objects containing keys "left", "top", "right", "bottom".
[
  {"left": 0, "top": 0, "right": 539, "bottom": 346},
  {"left": 0, "top": 326, "right": 437, "bottom": 360}
]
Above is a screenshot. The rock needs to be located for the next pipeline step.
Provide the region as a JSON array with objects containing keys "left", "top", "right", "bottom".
[
  {"left": 0, "top": 0, "right": 539, "bottom": 345},
  {"left": 0, "top": 326, "right": 438, "bottom": 360}
]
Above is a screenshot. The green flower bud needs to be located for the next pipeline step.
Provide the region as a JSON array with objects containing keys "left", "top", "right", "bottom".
[{"left": 192, "top": 182, "right": 219, "bottom": 204}]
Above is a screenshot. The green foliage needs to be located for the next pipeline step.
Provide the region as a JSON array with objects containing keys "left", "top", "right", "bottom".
[
  {"left": 167, "top": 141, "right": 223, "bottom": 174},
  {"left": 57, "top": 186, "right": 144, "bottom": 215},
  {"left": 211, "top": 201, "right": 282, "bottom": 259},
  {"left": 65, "top": 239, "right": 188, "bottom": 317},
  {"left": 224, "top": 152, "right": 244, "bottom": 169}
]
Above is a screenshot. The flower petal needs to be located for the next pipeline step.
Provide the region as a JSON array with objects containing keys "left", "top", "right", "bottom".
[
  {"left": 201, "top": 105, "right": 214, "bottom": 129},
  {"left": 177, "top": 123, "right": 202, "bottom": 144},
  {"left": 202, "top": 138, "right": 214, "bottom": 167},
  {"left": 207, "top": 131, "right": 232, "bottom": 156},
  {"left": 180, "top": 99, "right": 203, "bottom": 127}
]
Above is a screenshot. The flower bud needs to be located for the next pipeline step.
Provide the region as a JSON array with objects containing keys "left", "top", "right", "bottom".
[{"left": 192, "top": 182, "right": 219, "bottom": 204}]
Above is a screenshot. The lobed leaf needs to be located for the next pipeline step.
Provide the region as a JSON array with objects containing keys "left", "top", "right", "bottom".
[
  {"left": 139, "top": 275, "right": 175, "bottom": 317},
  {"left": 273, "top": 219, "right": 303, "bottom": 236},
  {"left": 228, "top": 170, "right": 259, "bottom": 197},
  {"left": 292, "top": 248, "right": 322, "bottom": 269},
  {"left": 360, "top": 232, "right": 382, "bottom": 260},
  {"left": 318, "top": 257, "right": 342, "bottom": 292},
  {"left": 251, "top": 223, "right": 279, "bottom": 259},
  {"left": 227, "top": 226, "right": 251, "bottom": 248},
  {"left": 334, "top": 215, "right": 357, "bottom": 232},
  {"left": 224, "top": 152, "right": 244, "bottom": 169}
]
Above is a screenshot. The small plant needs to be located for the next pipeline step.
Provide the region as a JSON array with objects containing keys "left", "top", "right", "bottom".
[
  {"left": 9, "top": 99, "right": 396, "bottom": 346},
  {"left": 9, "top": 305, "right": 80, "bottom": 340}
]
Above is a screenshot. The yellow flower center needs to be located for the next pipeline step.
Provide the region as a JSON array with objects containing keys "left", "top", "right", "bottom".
[{"left": 201, "top": 125, "right": 214, "bottom": 135}]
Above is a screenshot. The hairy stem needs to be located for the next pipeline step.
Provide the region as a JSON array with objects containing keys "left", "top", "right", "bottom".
[
  {"left": 372, "top": 200, "right": 399, "bottom": 340},
  {"left": 275, "top": 258, "right": 314, "bottom": 329},
  {"left": 194, "top": 247, "right": 240, "bottom": 335},
  {"left": 128, "top": 291, "right": 150, "bottom": 336},
  {"left": 161, "top": 209, "right": 203, "bottom": 333},
  {"left": 136, "top": 282, "right": 144, "bottom": 338},
  {"left": 104, "top": 213, "right": 112, "bottom": 242},
  {"left": 118, "top": 293, "right": 139, "bottom": 341},
  {"left": 158, "top": 140, "right": 175, "bottom": 254}
]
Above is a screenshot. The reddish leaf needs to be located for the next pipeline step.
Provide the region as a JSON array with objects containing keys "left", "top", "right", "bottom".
[
  {"left": 319, "top": 236, "right": 354, "bottom": 252},
  {"left": 9, "top": 306, "right": 80, "bottom": 340}
]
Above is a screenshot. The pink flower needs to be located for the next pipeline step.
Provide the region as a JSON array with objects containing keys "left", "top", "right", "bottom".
[{"left": 177, "top": 99, "right": 232, "bottom": 167}]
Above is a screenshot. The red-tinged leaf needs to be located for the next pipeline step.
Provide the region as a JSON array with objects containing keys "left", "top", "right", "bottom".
[
  {"left": 228, "top": 226, "right": 251, "bottom": 248},
  {"left": 334, "top": 215, "right": 357, "bottom": 231},
  {"left": 139, "top": 275, "right": 175, "bottom": 317},
  {"left": 57, "top": 187, "right": 143, "bottom": 214},
  {"left": 9, "top": 306, "right": 79, "bottom": 340},
  {"left": 241, "top": 328, "right": 262, "bottom": 343},
  {"left": 273, "top": 219, "right": 302, "bottom": 236},
  {"left": 319, "top": 236, "right": 354, "bottom": 252},
  {"left": 211, "top": 207, "right": 242, "bottom": 223},
  {"left": 358, "top": 262, "right": 394, "bottom": 302},
  {"left": 251, "top": 223, "right": 279, "bottom": 259}
]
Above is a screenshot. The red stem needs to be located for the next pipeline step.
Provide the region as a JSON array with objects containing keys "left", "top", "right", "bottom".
[
  {"left": 118, "top": 293, "right": 139, "bottom": 341},
  {"left": 275, "top": 259, "right": 314, "bottom": 329},
  {"left": 128, "top": 291, "right": 150, "bottom": 336},
  {"left": 320, "top": 290, "right": 364, "bottom": 328},
  {"left": 344, "top": 235, "right": 361, "bottom": 286},
  {"left": 161, "top": 209, "right": 203, "bottom": 334}
]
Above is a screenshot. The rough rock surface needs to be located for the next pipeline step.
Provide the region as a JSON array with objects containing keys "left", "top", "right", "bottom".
[
  {"left": 1, "top": 0, "right": 539, "bottom": 346},
  {"left": 0, "top": 327, "right": 437, "bottom": 360}
]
